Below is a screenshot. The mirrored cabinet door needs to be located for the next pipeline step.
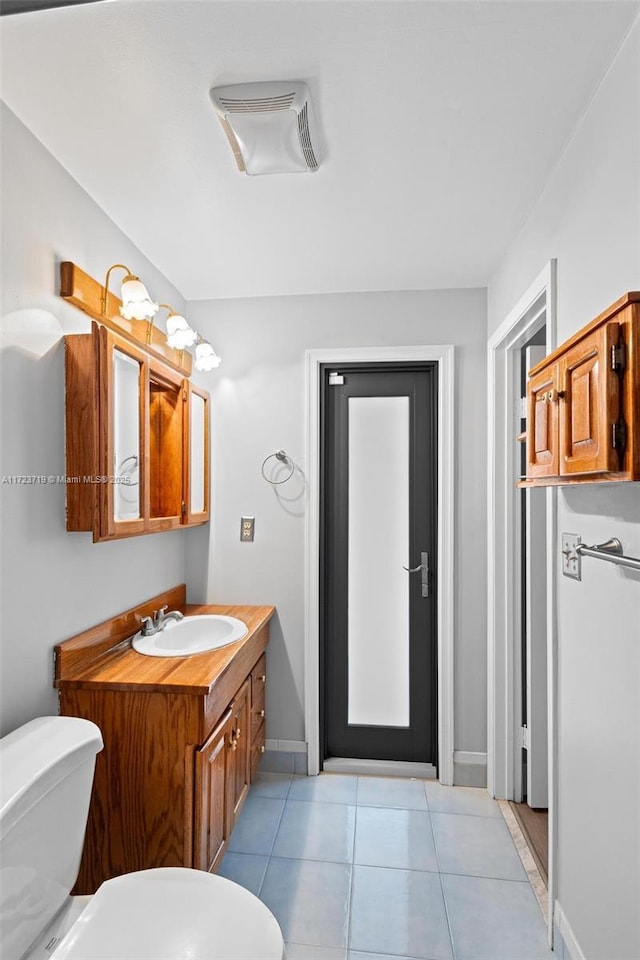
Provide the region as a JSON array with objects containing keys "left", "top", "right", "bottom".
[
  {"left": 101, "top": 330, "right": 148, "bottom": 538},
  {"left": 183, "top": 382, "right": 210, "bottom": 524},
  {"left": 112, "top": 349, "right": 142, "bottom": 522}
]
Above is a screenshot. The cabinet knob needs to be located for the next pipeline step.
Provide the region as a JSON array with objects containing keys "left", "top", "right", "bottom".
[
  {"left": 260, "top": 709, "right": 265, "bottom": 718},
  {"left": 260, "top": 675, "right": 266, "bottom": 683},
  {"left": 547, "top": 389, "right": 565, "bottom": 403},
  {"left": 260, "top": 745, "right": 265, "bottom": 754}
]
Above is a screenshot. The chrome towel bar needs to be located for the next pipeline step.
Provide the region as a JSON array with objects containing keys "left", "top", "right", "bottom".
[{"left": 562, "top": 533, "right": 640, "bottom": 580}]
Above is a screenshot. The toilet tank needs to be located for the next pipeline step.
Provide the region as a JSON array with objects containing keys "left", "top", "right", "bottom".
[{"left": 0, "top": 716, "right": 103, "bottom": 960}]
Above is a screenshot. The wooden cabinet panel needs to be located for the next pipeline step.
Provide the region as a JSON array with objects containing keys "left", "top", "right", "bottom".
[
  {"left": 559, "top": 323, "right": 620, "bottom": 475},
  {"left": 228, "top": 679, "right": 251, "bottom": 829},
  {"left": 194, "top": 709, "right": 232, "bottom": 873},
  {"left": 521, "top": 293, "right": 640, "bottom": 486},
  {"left": 526, "top": 366, "right": 560, "bottom": 478}
]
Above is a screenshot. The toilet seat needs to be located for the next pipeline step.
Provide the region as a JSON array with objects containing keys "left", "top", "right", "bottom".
[{"left": 49, "top": 867, "right": 284, "bottom": 960}]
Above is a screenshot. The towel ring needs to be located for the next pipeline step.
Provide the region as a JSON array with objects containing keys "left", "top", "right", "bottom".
[{"left": 261, "top": 450, "right": 295, "bottom": 485}]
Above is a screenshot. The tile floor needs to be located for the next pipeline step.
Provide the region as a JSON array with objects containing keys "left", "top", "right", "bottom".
[{"left": 219, "top": 772, "right": 556, "bottom": 960}]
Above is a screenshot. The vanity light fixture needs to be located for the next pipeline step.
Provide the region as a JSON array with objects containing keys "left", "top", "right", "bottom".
[
  {"left": 98, "top": 262, "right": 219, "bottom": 372},
  {"left": 101, "top": 264, "right": 159, "bottom": 321},
  {"left": 165, "top": 310, "right": 198, "bottom": 349},
  {"left": 195, "top": 338, "right": 222, "bottom": 371}
]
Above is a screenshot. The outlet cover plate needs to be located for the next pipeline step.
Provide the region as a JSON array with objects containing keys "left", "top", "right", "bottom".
[
  {"left": 241, "top": 517, "right": 255, "bottom": 542},
  {"left": 562, "top": 533, "right": 582, "bottom": 580}
]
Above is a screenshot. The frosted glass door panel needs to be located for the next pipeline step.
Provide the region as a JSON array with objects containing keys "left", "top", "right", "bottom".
[
  {"left": 113, "top": 350, "right": 141, "bottom": 521},
  {"left": 190, "top": 392, "right": 206, "bottom": 514},
  {"left": 348, "top": 396, "right": 410, "bottom": 727}
]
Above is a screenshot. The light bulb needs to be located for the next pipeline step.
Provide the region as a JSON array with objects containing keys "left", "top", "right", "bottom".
[{"left": 195, "top": 341, "right": 222, "bottom": 371}]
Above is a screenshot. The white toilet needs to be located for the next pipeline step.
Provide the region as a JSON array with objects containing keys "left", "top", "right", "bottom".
[{"left": 0, "top": 716, "right": 284, "bottom": 960}]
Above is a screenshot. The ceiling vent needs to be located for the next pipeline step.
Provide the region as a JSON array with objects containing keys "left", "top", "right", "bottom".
[{"left": 209, "top": 81, "right": 320, "bottom": 176}]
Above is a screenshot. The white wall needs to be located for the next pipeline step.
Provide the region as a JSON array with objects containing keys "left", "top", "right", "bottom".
[
  {"left": 186, "top": 288, "right": 488, "bottom": 759},
  {"left": 488, "top": 19, "right": 640, "bottom": 960},
  {"left": 0, "top": 105, "right": 187, "bottom": 736}
]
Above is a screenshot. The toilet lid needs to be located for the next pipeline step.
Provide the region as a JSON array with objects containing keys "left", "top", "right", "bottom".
[{"left": 50, "top": 868, "right": 283, "bottom": 960}]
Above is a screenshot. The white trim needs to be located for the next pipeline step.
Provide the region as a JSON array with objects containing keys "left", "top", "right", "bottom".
[
  {"left": 554, "top": 902, "right": 586, "bottom": 960},
  {"left": 264, "top": 739, "right": 307, "bottom": 754},
  {"left": 453, "top": 751, "right": 487, "bottom": 766},
  {"left": 305, "top": 345, "right": 455, "bottom": 784},
  {"left": 487, "top": 260, "right": 557, "bottom": 944}
]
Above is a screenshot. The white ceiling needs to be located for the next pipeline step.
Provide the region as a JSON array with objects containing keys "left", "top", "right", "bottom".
[{"left": 1, "top": 1, "right": 637, "bottom": 300}]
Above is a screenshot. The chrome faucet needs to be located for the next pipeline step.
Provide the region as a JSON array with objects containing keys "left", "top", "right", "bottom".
[{"left": 139, "top": 605, "right": 184, "bottom": 637}]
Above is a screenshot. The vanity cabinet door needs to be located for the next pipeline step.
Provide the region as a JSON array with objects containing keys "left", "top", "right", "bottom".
[
  {"left": 227, "top": 679, "right": 251, "bottom": 832},
  {"left": 194, "top": 708, "right": 233, "bottom": 873},
  {"left": 182, "top": 382, "right": 210, "bottom": 525},
  {"left": 250, "top": 653, "right": 267, "bottom": 778}
]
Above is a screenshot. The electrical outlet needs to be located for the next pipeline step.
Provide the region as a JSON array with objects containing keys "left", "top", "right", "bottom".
[
  {"left": 562, "top": 533, "right": 582, "bottom": 580},
  {"left": 240, "top": 517, "right": 255, "bottom": 542}
]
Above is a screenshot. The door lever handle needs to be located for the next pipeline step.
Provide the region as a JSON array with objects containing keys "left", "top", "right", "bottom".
[{"left": 402, "top": 552, "right": 429, "bottom": 598}]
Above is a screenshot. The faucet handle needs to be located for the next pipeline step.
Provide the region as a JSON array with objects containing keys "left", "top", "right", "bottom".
[
  {"left": 154, "top": 605, "right": 168, "bottom": 624},
  {"left": 140, "top": 616, "right": 155, "bottom": 637}
]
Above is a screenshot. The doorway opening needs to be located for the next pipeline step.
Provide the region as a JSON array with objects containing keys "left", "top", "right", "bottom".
[
  {"left": 510, "top": 327, "right": 549, "bottom": 885},
  {"left": 487, "top": 260, "right": 557, "bottom": 940}
]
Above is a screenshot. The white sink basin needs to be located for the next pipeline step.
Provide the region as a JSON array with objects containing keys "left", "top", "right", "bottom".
[{"left": 132, "top": 615, "right": 248, "bottom": 658}]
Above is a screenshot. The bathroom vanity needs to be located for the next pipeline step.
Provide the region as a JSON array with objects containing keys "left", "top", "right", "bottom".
[{"left": 54, "top": 586, "right": 273, "bottom": 894}]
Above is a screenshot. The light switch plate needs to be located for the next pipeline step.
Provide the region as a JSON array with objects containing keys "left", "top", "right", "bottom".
[
  {"left": 562, "top": 533, "right": 582, "bottom": 580},
  {"left": 240, "top": 517, "right": 255, "bottom": 542}
]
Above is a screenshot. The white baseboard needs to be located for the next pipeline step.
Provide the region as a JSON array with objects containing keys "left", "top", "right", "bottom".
[
  {"left": 264, "top": 739, "right": 307, "bottom": 754},
  {"left": 554, "top": 902, "right": 585, "bottom": 960},
  {"left": 453, "top": 751, "right": 488, "bottom": 765}
]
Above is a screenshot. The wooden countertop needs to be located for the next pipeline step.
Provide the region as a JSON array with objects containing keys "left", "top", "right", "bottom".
[{"left": 55, "top": 595, "right": 275, "bottom": 695}]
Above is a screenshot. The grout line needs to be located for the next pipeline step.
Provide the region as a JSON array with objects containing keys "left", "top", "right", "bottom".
[{"left": 498, "top": 799, "right": 549, "bottom": 923}]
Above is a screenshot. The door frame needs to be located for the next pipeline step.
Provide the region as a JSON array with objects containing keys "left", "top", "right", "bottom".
[
  {"left": 305, "top": 345, "right": 455, "bottom": 784},
  {"left": 487, "top": 260, "right": 557, "bottom": 938}
]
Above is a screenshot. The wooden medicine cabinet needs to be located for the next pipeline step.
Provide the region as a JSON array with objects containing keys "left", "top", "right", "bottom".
[
  {"left": 65, "top": 322, "right": 210, "bottom": 540},
  {"left": 520, "top": 292, "right": 639, "bottom": 486}
]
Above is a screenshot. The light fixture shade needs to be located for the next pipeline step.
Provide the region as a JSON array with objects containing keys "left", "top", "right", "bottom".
[
  {"left": 195, "top": 341, "right": 222, "bottom": 371},
  {"left": 210, "top": 81, "right": 320, "bottom": 176},
  {"left": 119, "top": 277, "right": 158, "bottom": 321},
  {"left": 166, "top": 314, "right": 197, "bottom": 349}
]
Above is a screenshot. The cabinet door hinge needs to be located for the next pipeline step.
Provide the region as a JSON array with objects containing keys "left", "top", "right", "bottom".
[
  {"left": 519, "top": 396, "right": 527, "bottom": 420},
  {"left": 520, "top": 725, "right": 529, "bottom": 750},
  {"left": 611, "top": 339, "right": 626, "bottom": 373},
  {"left": 612, "top": 420, "right": 627, "bottom": 452},
  {"left": 52, "top": 648, "right": 58, "bottom": 685},
  {"left": 181, "top": 501, "right": 187, "bottom": 517}
]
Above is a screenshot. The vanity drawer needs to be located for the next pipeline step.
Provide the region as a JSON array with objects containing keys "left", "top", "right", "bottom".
[{"left": 251, "top": 654, "right": 266, "bottom": 701}]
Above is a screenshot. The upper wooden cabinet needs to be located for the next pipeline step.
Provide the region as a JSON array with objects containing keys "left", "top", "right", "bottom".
[
  {"left": 65, "top": 322, "right": 210, "bottom": 540},
  {"left": 522, "top": 292, "right": 640, "bottom": 485}
]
